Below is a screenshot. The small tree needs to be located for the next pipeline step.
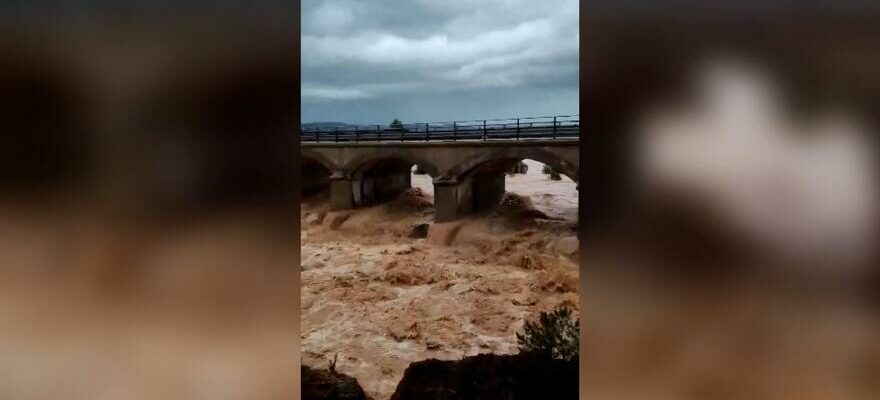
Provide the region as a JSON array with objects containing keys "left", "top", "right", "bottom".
[
  {"left": 507, "top": 161, "right": 528, "bottom": 176},
  {"left": 516, "top": 306, "right": 579, "bottom": 360},
  {"left": 389, "top": 118, "right": 407, "bottom": 132},
  {"left": 542, "top": 164, "right": 562, "bottom": 181}
]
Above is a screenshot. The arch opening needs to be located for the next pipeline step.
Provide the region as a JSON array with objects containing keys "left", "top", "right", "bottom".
[
  {"left": 506, "top": 158, "right": 579, "bottom": 224},
  {"left": 301, "top": 157, "right": 332, "bottom": 199},
  {"left": 453, "top": 156, "right": 579, "bottom": 224},
  {"left": 450, "top": 149, "right": 578, "bottom": 183},
  {"left": 352, "top": 157, "right": 432, "bottom": 208}
]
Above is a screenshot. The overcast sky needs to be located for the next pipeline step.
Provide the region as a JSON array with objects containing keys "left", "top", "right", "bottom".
[{"left": 301, "top": 0, "right": 579, "bottom": 124}]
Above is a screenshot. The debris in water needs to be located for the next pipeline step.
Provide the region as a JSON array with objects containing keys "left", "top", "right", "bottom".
[{"left": 409, "top": 223, "right": 430, "bottom": 239}]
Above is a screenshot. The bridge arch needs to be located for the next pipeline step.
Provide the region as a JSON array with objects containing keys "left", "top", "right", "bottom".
[
  {"left": 445, "top": 147, "right": 578, "bottom": 182},
  {"left": 300, "top": 150, "right": 338, "bottom": 172},
  {"left": 342, "top": 152, "right": 439, "bottom": 178},
  {"left": 344, "top": 154, "right": 436, "bottom": 208},
  {"left": 300, "top": 153, "right": 336, "bottom": 197},
  {"left": 427, "top": 147, "right": 579, "bottom": 220},
  {"left": 301, "top": 140, "right": 579, "bottom": 219}
]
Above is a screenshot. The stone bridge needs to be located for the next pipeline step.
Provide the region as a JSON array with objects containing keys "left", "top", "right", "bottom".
[{"left": 301, "top": 140, "right": 578, "bottom": 222}]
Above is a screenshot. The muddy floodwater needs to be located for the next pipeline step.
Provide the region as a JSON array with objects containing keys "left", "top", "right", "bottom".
[{"left": 300, "top": 160, "right": 579, "bottom": 399}]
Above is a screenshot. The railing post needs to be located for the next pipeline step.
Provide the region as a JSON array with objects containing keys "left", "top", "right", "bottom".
[
  {"left": 553, "top": 116, "right": 557, "bottom": 139},
  {"left": 315, "top": 128, "right": 319, "bottom": 142},
  {"left": 425, "top": 123, "right": 429, "bottom": 142},
  {"left": 400, "top": 125, "right": 405, "bottom": 142},
  {"left": 483, "top": 120, "right": 487, "bottom": 141},
  {"left": 516, "top": 118, "right": 520, "bottom": 140},
  {"left": 355, "top": 125, "right": 359, "bottom": 143},
  {"left": 334, "top": 126, "right": 338, "bottom": 142},
  {"left": 453, "top": 121, "right": 457, "bottom": 141}
]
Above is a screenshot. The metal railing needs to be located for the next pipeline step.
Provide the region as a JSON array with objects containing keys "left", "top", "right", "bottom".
[{"left": 300, "top": 115, "right": 579, "bottom": 143}]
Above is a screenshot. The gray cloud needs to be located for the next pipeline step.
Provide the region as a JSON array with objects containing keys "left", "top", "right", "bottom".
[{"left": 301, "top": 0, "right": 579, "bottom": 124}]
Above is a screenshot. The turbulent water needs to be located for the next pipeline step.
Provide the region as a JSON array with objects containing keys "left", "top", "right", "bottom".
[
  {"left": 300, "top": 160, "right": 579, "bottom": 399},
  {"left": 0, "top": 208, "right": 298, "bottom": 400}
]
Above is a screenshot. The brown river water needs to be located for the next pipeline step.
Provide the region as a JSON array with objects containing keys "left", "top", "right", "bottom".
[{"left": 300, "top": 164, "right": 579, "bottom": 399}]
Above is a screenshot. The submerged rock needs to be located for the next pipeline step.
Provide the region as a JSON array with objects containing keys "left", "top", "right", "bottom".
[{"left": 389, "top": 353, "right": 577, "bottom": 400}]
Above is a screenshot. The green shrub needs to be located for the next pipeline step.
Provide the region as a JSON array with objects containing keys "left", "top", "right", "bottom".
[
  {"left": 516, "top": 306, "right": 579, "bottom": 360},
  {"left": 507, "top": 161, "right": 528, "bottom": 176},
  {"left": 542, "top": 164, "right": 562, "bottom": 181}
]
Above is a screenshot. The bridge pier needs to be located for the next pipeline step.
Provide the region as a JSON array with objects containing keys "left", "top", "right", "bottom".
[
  {"left": 472, "top": 172, "right": 506, "bottom": 213},
  {"left": 329, "top": 168, "right": 413, "bottom": 210},
  {"left": 433, "top": 173, "right": 505, "bottom": 223},
  {"left": 433, "top": 178, "right": 467, "bottom": 223},
  {"left": 329, "top": 172, "right": 354, "bottom": 210}
]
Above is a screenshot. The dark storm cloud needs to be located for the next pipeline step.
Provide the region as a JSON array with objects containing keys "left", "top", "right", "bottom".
[{"left": 301, "top": 0, "right": 579, "bottom": 124}]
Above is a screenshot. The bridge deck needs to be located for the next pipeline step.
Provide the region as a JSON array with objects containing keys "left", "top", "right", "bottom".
[{"left": 300, "top": 115, "right": 579, "bottom": 143}]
